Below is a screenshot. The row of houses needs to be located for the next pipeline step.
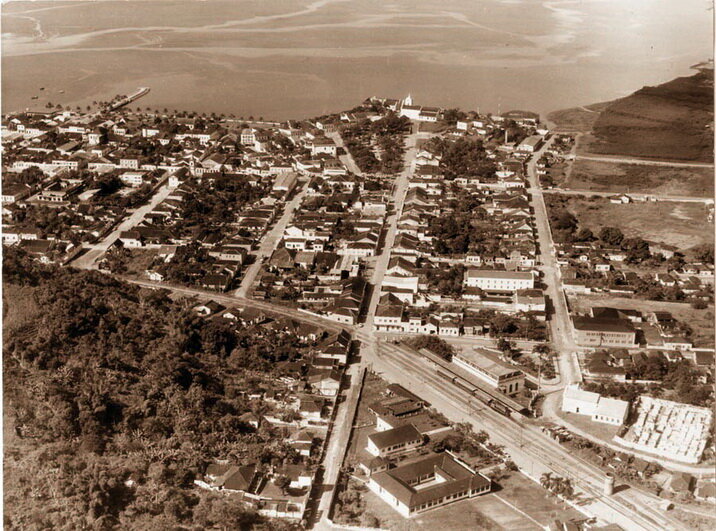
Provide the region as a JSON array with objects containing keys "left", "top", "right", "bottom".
[{"left": 189, "top": 303, "right": 354, "bottom": 521}]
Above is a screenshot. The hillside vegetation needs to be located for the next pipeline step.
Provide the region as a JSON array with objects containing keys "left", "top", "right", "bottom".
[
  {"left": 585, "top": 70, "right": 714, "bottom": 162},
  {"left": 2, "top": 247, "right": 302, "bottom": 530}
]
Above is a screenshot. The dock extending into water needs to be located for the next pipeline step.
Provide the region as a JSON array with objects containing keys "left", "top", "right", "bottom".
[{"left": 107, "top": 87, "right": 150, "bottom": 111}]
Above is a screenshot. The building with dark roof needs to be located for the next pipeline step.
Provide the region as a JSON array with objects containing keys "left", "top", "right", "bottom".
[
  {"left": 367, "top": 424, "right": 423, "bottom": 457},
  {"left": 205, "top": 463, "right": 261, "bottom": 493},
  {"left": 368, "top": 452, "right": 491, "bottom": 517},
  {"left": 572, "top": 316, "right": 637, "bottom": 348}
]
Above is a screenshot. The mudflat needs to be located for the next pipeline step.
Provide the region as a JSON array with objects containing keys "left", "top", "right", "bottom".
[{"left": 2, "top": 0, "right": 712, "bottom": 118}]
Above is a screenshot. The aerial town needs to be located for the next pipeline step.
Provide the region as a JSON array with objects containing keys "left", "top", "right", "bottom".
[{"left": 2, "top": 87, "right": 714, "bottom": 531}]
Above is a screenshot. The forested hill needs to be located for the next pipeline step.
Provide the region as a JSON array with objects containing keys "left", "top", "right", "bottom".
[
  {"left": 549, "top": 69, "right": 714, "bottom": 162},
  {"left": 2, "top": 247, "right": 301, "bottom": 530}
]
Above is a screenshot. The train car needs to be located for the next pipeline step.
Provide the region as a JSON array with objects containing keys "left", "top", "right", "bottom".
[
  {"left": 436, "top": 370, "right": 457, "bottom": 383},
  {"left": 436, "top": 366, "right": 527, "bottom": 416},
  {"left": 487, "top": 399, "right": 511, "bottom": 417},
  {"left": 453, "top": 377, "right": 476, "bottom": 395}
]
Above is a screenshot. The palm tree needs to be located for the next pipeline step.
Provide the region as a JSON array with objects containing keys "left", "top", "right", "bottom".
[
  {"left": 561, "top": 478, "right": 574, "bottom": 499},
  {"left": 540, "top": 472, "right": 552, "bottom": 491}
]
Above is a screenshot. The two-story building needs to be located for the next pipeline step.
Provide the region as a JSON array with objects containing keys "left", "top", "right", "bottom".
[{"left": 452, "top": 348, "right": 524, "bottom": 396}]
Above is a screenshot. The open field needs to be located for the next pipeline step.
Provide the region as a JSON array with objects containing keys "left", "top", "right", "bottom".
[
  {"left": 566, "top": 159, "right": 714, "bottom": 197},
  {"left": 123, "top": 249, "right": 159, "bottom": 278},
  {"left": 555, "top": 410, "right": 622, "bottom": 446},
  {"left": 362, "top": 471, "right": 582, "bottom": 530},
  {"left": 567, "top": 295, "right": 715, "bottom": 348},
  {"left": 344, "top": 372, "right": 386, "bottom": 468},
  {"left": 547, "top": 194, "right": 714, "bottom": 250}
]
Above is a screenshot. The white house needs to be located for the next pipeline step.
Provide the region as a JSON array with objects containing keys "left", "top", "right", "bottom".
[{"left": 561, "top": 384, "right": 629, "bottom": 426}]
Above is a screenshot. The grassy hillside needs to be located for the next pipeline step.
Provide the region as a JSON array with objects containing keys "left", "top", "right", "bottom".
[
  {"left": 585, "top": 70, "right": 714, "bottom": 162},
  {"left": 546, "top": 101, "right": 611, "bottom": 133}
]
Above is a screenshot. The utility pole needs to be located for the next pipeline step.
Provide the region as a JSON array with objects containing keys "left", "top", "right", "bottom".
[{"left": 537, "top": 356, "right": 542, "bottom": 394}]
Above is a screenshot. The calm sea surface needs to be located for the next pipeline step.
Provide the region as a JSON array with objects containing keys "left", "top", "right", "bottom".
[{"left": 2, "top": 0, "right": 712, "bottom": 119}]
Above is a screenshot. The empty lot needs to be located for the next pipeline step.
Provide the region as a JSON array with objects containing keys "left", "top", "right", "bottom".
[
  {"left": 566, "top": 159, "right": 714, "bottom": 198},
  {"left": 549, "top": 195, "right": 713, "bottom": 250}
]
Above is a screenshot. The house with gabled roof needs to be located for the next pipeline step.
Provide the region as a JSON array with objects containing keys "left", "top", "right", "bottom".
[
  {"left": 368, "top": 452, "right": 491, "bottom": 517},
  {"left": 366, "top": 424, "right": 423, "bottom": 458}
]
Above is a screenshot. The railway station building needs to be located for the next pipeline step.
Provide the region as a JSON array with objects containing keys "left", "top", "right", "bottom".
[{"left": 452, "top": 348, "right": 525, "bottom": 396}]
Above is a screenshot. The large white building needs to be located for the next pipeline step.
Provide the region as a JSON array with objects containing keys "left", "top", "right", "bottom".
[
  {"left": 366, "top": 424, "right": 423, "bottom": 458},
  {"left": 272, "top": 172, "right": 298, "bottom": 193},
  {"left": 561, "top": 384, "right": 629, "bottom": 425},
  {"left": 517, "top": 135, "right": 544, "bottom": 153},
  {"left": 398, "top": 95, "right": 442, "bottom": 122},
  {"left": 308, "top": 137, "right": 337, "bottom": 156},
  {"left": 464, "top": 269, "right": 535, "bottom": 292}
]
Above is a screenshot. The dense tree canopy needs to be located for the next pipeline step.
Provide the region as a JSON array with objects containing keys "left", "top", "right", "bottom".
[
  {"left": 425, "top": 137, "right": 496, "bottom": 179},
  {"left": 2, "top": 248, "right": 306, "bottom": 529}
]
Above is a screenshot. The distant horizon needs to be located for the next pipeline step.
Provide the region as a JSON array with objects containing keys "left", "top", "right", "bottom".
[{"left": 2, "top": 0, "right": 712, "bottom": 120}]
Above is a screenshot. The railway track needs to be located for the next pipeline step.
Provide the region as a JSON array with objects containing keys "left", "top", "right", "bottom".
[{"left": 356, "top": 333, "right": 680, "bottom": 531}]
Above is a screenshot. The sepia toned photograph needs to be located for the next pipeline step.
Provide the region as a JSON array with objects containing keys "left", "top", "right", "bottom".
[{"left": 1, "top": 1, "right": 714, "bottom": 529}]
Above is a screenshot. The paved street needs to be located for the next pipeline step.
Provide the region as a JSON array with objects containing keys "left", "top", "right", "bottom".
[
  {"left": 526, "top": 138, "right": 582, "bottom": 386},
  {"left": 327, "top": 131, "right": 363, "bottom": 176},
  {"left": 314, "top": 131, "right": 419, "bottom": 529},
  {"left": 124, "top": 278, "right": 349, "bottom": 333},
  {"left": 233, "top": 185, "right": 308, "bottom": 297},
  {"left": 69, "top": 182, "right": 174, "bottom": 270},
  {"left": 363, "top": 131, "right": 418, "bottom": 334},
  {"left": 313, "top": 363, "right": 364, "bottom": 528}
]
